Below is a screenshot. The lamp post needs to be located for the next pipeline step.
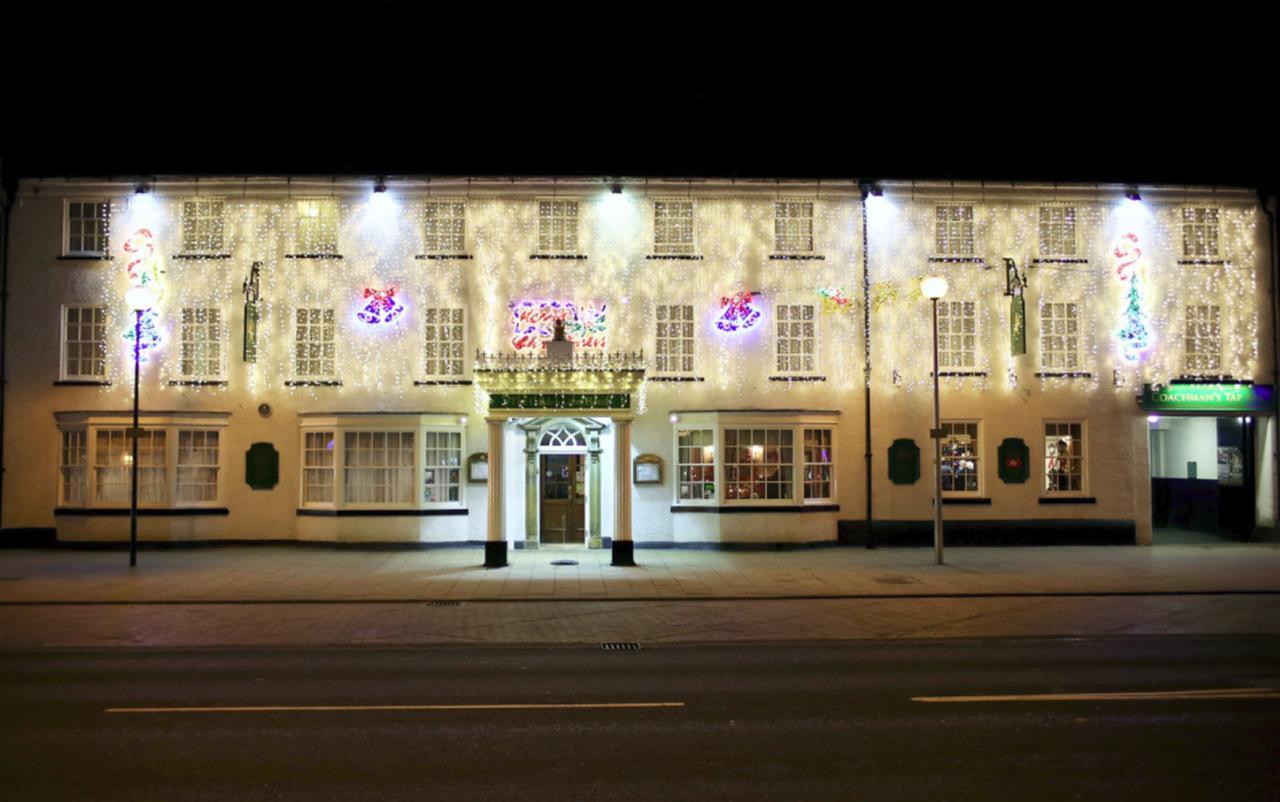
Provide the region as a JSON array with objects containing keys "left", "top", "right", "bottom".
[
  {"left": 921, "top": 276, "right": 949, "bottom": 565},
  {"left": 124, "top": 285, "right": 155, "bottom": 568}
]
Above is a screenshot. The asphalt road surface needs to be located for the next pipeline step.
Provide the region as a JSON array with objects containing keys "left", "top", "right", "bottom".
[{"left": 2, "top": 637, "right": 1279, "bottom": 801}]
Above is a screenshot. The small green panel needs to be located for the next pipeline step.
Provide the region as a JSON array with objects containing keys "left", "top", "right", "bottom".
[
  {"left": 243, "top": 302, "right": 259, "bottom": 363},
  {"left": 997, "top": 437, "right": 1030, "bottom": 484},
  {"left": 489, "top": 393, "right": 631, "bottom": 410},
  {"left": 887, "top": 438, "right": 921, "bottom": 485},
  {"left": 1139, "top": 383, "right": 1274, "bottom": 413},
  {"left": 1010, "top": 295, "right": 1026, "bottom": 356},
  {"left": 245, "top": 442, "right": 279, "bottom": 490}
]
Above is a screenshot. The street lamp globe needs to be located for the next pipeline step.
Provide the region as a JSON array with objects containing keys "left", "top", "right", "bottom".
[
  {"left": 126, "top": 285, "right": 156, "bottom": 312},
  {"left": 922, "top": 276, "right": 949, "bottom": 300}
]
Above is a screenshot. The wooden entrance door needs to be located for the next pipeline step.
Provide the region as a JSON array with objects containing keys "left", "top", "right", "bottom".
[{"left": 540, "top": 454, "right": 585, "bottom": 545}]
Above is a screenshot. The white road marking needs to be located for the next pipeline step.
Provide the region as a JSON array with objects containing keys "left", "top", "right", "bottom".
[
  {"left": 106, "top": 701, "right": 686, "bottom": 714},
  {"left": 912, "top": 687, "right": 1280, "bottom": 703}
]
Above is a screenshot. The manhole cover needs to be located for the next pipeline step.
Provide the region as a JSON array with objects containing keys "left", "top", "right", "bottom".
[{"left": 550, "top": 559, "right": 578, "bottom": 566}]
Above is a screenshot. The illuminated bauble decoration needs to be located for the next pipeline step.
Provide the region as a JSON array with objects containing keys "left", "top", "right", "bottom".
[
  {"left": 356, "top": 287, "right": 405, "bottom": 326},
  {"left": 121, "top": 227, "right": 164, "bottom": 358},
  {"left": 715, "top": 291, "right": 761, "bottom": 333}
]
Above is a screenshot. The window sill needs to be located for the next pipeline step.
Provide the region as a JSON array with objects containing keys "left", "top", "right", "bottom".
[
  {"left": 297, "top": 508, "right": 469, "bottom": 517},
  {"left": 645, "top": 254, "right": 704, "bottom": 261},
  {"left": 1032, "top": 257, "right": 1089, "bottom": 265},
  {"left": 285, "top": 380, "right": 343, "bottom": 387},
  {"left": 671, "top": 504, "right": 839, "bottom": 513},
  {"left": 414, "top": 379, "right": 473, "bottom": 386},
  {"left": 1038, "top": 496, "right": 1097, "bottom": 505},
  {"left": 529, "top": 254, "right": 588, "bottom": 260},
  {"left": 769, "top": 375, "right": 826, "bottom": 382},
  {"left": 168, "top": 380, "right": 228, "bottom": 387},
  {"left": 649, "top": 376, "right": 706, "bottom": 383},
  {"left": 57, "top": 254, "right": 113, "bottom": 261},
  {"left": 54, "top": 380, "right": 111, "bottom": 386},
  {"left": 1035, "top": 372, "right": 1093, "bottom": 379},
  {"left": 768, "top": 254, "right": 825, "bottom": 261},
  {"left": 172, "top": 253, "right": 232, "bottom": 260},
  {"left": 942, "top": 497, "right": 991, "bottom": 505},
  {"left": 284, "top": 253, "right": 344, "bottom": 260},
  {"left": 928, "top": 256, "right": 987, "bottom": 265},
  {"left": 1177, "top": 259, "right": 1226, "bottom": 266},
  {"left": 56, "top": 507, "right": 230, "bottom": 517},
  {"left": 415, "top": 254, "right": 474, "bottom": 260}
]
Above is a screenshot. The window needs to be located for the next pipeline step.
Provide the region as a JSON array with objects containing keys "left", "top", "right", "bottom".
[
  {"left": 803, "top": 428, "right": 833, "bottom": 501},
  {"left": 1038, "top": 205, "right": 1077, "bottom": 257},
  {"left": 935, "top": 205, "right": 975, "bottom": 256},
  {"left": 422, "top": 200, "right": 466, "bottom": 255},
  {"left": 937, "top": 301, "right": 977, "bottom": 369},
  {"left": 179, "top": 198, "right": 226, "bottom": 254},
  {"left": 94, "top": 429, "right": 167, "bottom": 505},
  {"left": 179, "top": 308, "right": 223, "bottom": 378},
  {"left": 775, "top": 304, "right": 817, "bottom": 374},
  {"left": 655, "top": 304, "right": 695, "bottom": 374},
  {"left": 675, "top": 429, "right": 715, "bottom": 502},
  {"left": 423, "top": 431, "right": 462, "bottom": 504},
  {"left": 303, "top": 431, "right": 336, "bottom": 504},
  {"left": 723, "top": 428, "right": 794, "bottom": 502},
  {"left": 64, "top": 200, "right": 110, "bottom": 256},
  {"left": 60, "top": 430, "right": 87, "bottom": 506},
  {"left": 176, "top": 430, "right": 220, "bottom": 503},
  {"left": 61, "top": 305, "right": 107, "bottom": 380},
  {"left": 774, "top": 200, "right": 814, "bottom": 253},
  {"left": 1039, "top": 301, "right": 1080, "bottom": 370},
  {"left": 654, "top": 199, "right": 695, "bottom": 255},
  {"left": 940, "top": 421, "right": 980, "bottom": 495},
  {"left": 1044, "top": 422, "right": 1084, "bottom": 494},
  {"left": 343, "top": 431, "right": 416, "bottom": 505},
  {"left": 293, "top": 198, "right": 339, "bottom": 255},
  {"left": 294, "top": 308, "right": 336, "bottom": 378},
  {"left": 1182, "top": 207, "right": 1220, "bottom": 258},
  {"left": 1185, "top": 304, "right": 1222, "bottom": 373},
  {"left": 537, "top": 199, "right": 578, "bottom": 254},
  {"left": 423, "top": 308, "right": 465, "bottom": 378}
]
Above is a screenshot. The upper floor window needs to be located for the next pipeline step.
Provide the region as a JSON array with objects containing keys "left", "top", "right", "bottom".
[
  {"left": 179, "top": 198, "right": 226, "bottom": 255},
  {"left": 537, "top": 199, "right": 579, "bottom": 254},
  {"left": 655, "top": 304, "right": 695, "bottom": 375},
  {"left": 937, "top": 300, "right": 977, "bottom": 370},
  {"left": 64, "top": 200, "right": 110, "bottom": 256},
  {"left": 1184, "top": 304, "right": 1222, "bottom": 373},
  {"left": 61, "top": 305, "right": 107, "bottom": 381},
  {"left": 1043, "top": 421, "right": 1085, "bottom": 495},
  {"left": 935, "top": 205, "right": 975, "bottom": 256},
  {"left": 654, "top": 199, "right": 695, "bottom": 255},
  {"left": 1039, "top": 300, "right": 1080, "bottom": 370},
  {"left": 178, "top": 307, "right": 224, "bottom": 379},
  {"left": 423, "top": 307, "right": 465, "bottom": 378},
  {"left": 422, "top": 200, "right": 466, "bottom": 255},
  {"left": 1038, "top": 205, "right": 1077, "bottom": 257},
  {"left": 940, "top": 420, "right": 981, "bottom": 495},
  {"left": 774, "top": 200, "right": 814, "bottom": 254},
  {"left": 775, "top": 304, "right": 817, "bottom": 375},
  {"left": 292, "top": 198, "right": 340, "bottom": 256},
  {"left": 1181, "top": 207, "right": 1220, "bottom": 258},
  {"left": 294, "top": 308, "right": 337, "bottom": 379}
]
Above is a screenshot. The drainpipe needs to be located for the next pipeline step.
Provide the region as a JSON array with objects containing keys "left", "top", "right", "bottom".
[
  {"left": 1262, "top": 189, "right": 1279, "bottom": 538},
  {"left": 859, "top": 182, "right": 873, "bottom": 545},
  {"left": 0, "top": 161, "right": 10, "bottom": 534}
]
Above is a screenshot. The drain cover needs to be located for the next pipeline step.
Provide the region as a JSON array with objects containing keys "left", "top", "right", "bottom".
[
  {"left": 550, "top": 559, "right": 578, "bottom": 566},
  {"left": 874, "top": 576, "right": 919, "bottom": 585},
  {"left": 426, "top": 600, "right": 461, "bottom": 607},
  {"left": 601, "top": 642, "right": 641, "bottom": 651}
]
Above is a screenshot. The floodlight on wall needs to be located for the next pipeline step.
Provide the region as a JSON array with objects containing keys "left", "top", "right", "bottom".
[
  {"left": 1125, "top": 186, "right": 1142, "bottom": 202},
  {"left": 609, "top": 179, "right": 623, "bottom": 194},
  {"left": 374, "top": 177, "right": 387, "bottom": 193},
  {"left": 134, "top": 183, "right": 150, "bottom": 195},
  {"left": 859, "top": 180, "right": 884, "bottom": 199}
]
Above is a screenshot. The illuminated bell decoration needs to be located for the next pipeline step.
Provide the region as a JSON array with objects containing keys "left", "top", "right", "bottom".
[
  {"left": 357, "top": 286, "right": 405, "bottom": 326},
  {"left": 715, "top": 291, "right": 761, "bottom": 333}
]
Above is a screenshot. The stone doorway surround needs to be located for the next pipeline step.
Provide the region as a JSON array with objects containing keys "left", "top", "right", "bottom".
[{"left": 523, "top": 418, "right": 602, "bottom": 550}]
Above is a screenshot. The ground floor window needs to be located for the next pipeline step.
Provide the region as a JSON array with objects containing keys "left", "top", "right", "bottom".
[
  {"left": 1044, "top": 421, "right": 1085, "bottom": 494},
  {"left": 676, "top": 428, "right": 715, "bottom": 502},
  {"left": 803, "top": 428, "right": 834, "bottom": 501},
  {"left": 940, "top": 420, "right": 981, "bottom": 495},
  {"left": 724, "top": 428, "right": 794, "bottom": 501}
]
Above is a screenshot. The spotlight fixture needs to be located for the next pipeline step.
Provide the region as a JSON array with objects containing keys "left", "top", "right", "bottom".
[
  {"left": 134, "top": 183, "right": 150, "bottom": 195},
  {"left": 609, "top": 178, "right": 623, "bottom": 194},
  {"left": 1125, "top": 185, "right": 1141, "bottom": 202},
  {"left": 859, "top": 180, "right": 883, "bottom": 198},
  {"left": 374, "top": 177, "right": 387, "bottom": 193}
]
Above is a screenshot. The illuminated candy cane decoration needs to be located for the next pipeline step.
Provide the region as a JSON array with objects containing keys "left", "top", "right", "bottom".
[
  {"left": 121, "top": 228, "right": 163, "bottom": 357},
  {"left": 1113, "top": 232, "right": 1141, "bottom": 281}
]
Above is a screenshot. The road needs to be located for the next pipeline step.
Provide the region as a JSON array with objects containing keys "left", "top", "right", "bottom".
[{"left": 2, "top": 637, "right": 1279, "bottom": 801}]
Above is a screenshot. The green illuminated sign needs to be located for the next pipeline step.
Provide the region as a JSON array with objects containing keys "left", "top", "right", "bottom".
[{"left": 1139, "top": 383, "right": 1274, "bottom": 413}]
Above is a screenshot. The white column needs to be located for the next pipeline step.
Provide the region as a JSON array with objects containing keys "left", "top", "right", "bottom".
[
  {"left": 484, "top": 418, "right": 508, "bottom": 567},
  {"left": 611, "top": 418, "right": 635, "bottom": 565}
]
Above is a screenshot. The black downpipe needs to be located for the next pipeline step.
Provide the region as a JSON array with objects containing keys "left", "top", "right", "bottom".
[
  {"left": 1262, "top": 189, "right": 1279, "bottom": 539},
  {"left": 860, "top": 187, "right": 873, "bottom": 545},
  {"left": 0, "top": 161, "right": 10, "bottom": 534}
]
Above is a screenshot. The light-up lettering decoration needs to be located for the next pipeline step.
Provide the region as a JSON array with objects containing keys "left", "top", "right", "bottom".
[
  {"left": 817, "top": 286, "right": 854, "bottom": 315},
  {"left": 356, "top": 287, "right": 405, "bottom": 325},
  {"left": 509, "top": 300, "right": 607, "bottom": 351},
  {"left": 1113, "top": 233, "right": 1153, "bottom": 362},
  {"left": 715, "top": 291, "right": 761, "bottom": 333},
  {"left": 122, "top": 228, "right": 163, "bottom": 359}
]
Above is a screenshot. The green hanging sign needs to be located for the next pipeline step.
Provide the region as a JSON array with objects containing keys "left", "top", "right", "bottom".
[
  {"left": 1010, "top": 295, "right": 1026, "bottom": 356},
  {"left": 1139, "top": 383, "right": 1274, "bottom": 413}
]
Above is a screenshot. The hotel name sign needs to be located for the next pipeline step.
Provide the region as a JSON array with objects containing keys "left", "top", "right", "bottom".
[{"left": 1139, "top": 383, "right": 1275, "bottom": 413}]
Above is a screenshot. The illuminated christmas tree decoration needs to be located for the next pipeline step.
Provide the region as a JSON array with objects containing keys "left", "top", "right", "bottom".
[
  {"left": 509, "top": 300, "right": 608, "bottom": 350},
  {"left": 1112, "top": 233, "right": 1153, "bottom": 362},
  {"left": 121, "top": 227, "right": 164, "bottom": 359},
  {"left": 715, "top": 292, "right": 761, "bottom": 333},
  {"left": 356, "top": 286, "right": 405, "bottom": 326}
]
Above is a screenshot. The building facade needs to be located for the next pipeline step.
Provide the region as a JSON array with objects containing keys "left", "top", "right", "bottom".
[{"left": 1, "top": 177, "right": 1274, "bottom": 562}]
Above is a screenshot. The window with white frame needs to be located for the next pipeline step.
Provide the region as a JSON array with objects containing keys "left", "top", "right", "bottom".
[
  {"left": 59, "top": 430, "right": 88, "bottom": 506},
  {"left": 422, "top": 200, "right": 466, "bottom": 255},
  {"left": 654, "top": 199, "right": 695, "bottom": 255},
  {"left": 303, "top": 431, "right": 336, "bottom": 504},
  {"left": 94, "top": 429, "right": 167, "bottom": 505},
  {"left": 176, "top": 430, "right": 220, "bottom": 502},
  {"left": 294, "top": 308, "right": 336, "bottom": 378},
  {"left": 803, "top": 428, "right": 834, "bottom": 501},
  {"left": 179, "top": 198, "right": 226, "bottom": 255},
  {"left": 775, "top": 304, "right": 817, "bottom": 374},
  {"left": 675, "top": 428, "right": 715, "bottom": 502},
  {"left": 64, "top": 200, "right": 110, "bottom": 256},
  {"left": 937, "top": 301, "right": 977, "bottom": 370},
  {"left": 1044, "top": 421, "right": 1084, "bottom": 494},
  {"left": 179, "top": 308, "right": 223, "bottom": 379},
  {"left": 423, "top": 308, "right": 465, "bottom": 378},
  {"left": 1039, "top": 301, "right": 1080, "bottom": 370},
  {"left": 343, "top": 431, "right": 416, "bottom": 505},
  {"left": 1184, "top": 304, "right": 1222, "bottom": 373},
  {"left": 423, "top": 431, "right": 462, "bottom": 504},
  {"left": 655, "top": 304, "right": 695, "bottom": 374},
  {"left": 293, "top": 198, "right": 339, "bottom": 255},
  {"left": 61, "top": 305, "right": 107, "bottom": 380},
  {"left": 537, "top": 199, "right": 579, "bottom": 254},
  {"left": 940, "top": 420, "right": 981, "bottom": 495},
  {"left": 774, "top": 200, "right": 814, "bottom": 253},
  {"left": 723, "top": 428, "right": 795, "bottom": 502},
  {"left": 935, "top": 205, "right": 975, "bottom": 256},
  {"left": 1181, "top": 207, "right": 1220, "bottom": 259},
  {"left": 1038, "top": 205, "right": 1078, "bottom": 257}
]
